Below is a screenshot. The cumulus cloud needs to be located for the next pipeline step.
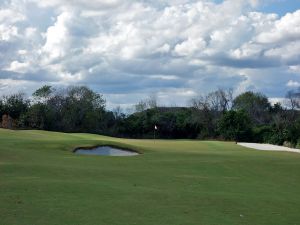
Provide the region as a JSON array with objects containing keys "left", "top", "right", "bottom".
[
  {"left": 6, "top": 61, "right": 30, "bottom": 73},
  {"left": 28, "top": 0, "right": 123, "bottom": 10},
  {"left": 256, "top": 10, "right": 300, "bottom": 44},
  {"left": 42, "top": 11, "right": 74, "bottom": 61},
  {"left": 287, "top": 80, "right": 300, "bottom": 88},
  {"left": 0, "top": 0, "right": 300, "bottom": 107}
]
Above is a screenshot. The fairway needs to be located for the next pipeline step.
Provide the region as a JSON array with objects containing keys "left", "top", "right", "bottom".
[{"left": 1, "top": 128, "right": 300, "bottom": 225}]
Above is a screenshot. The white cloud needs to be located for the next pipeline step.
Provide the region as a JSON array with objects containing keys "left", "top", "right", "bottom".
[
  {"left": 264, "top": 40, "right": 300, "bottom": 64},
  {"left": 289, "top": 65, "right": 300, "bottom": 73},
  {"left": 256, "top": 10, "right": 300, "bottom": 44},
  {"left": 0, "top": 0, "right": 300, "bottom": 108},
  {"left": 287, "top": 80, "right": 300, "bottom": 88},
  {"left": 0, "top": 8, "right": 25, "bottom": 23},
  {"left": 174, "top": 38, "right": 206, "bottom": 56},
  {"left": 0, "top": 24, "right": 18, "bottom": 41},
  {"left": 157, "top": 88, "right": 197, "bottom": 106},
  {"left": 269, "top": 97, "right": 286, "bottom": 106},
  {"left": 6, "top": 61, "right": 30, "bottom": 73},
  {"left": 42, "top": 11, "right": 73, "bottom": 61},
  {"left": 0, "top": 79, "right": 43, "bottom": 96},
  {"left": 29, "top": 0, "right": 123, "bottom": 9},
  {"left": 18, "top": 50, "right": 27, "bottom": 55},
  {"left": 156, "top": 43, "right": 171, "bottom": 53},
  {"left": 149, "top": 75, "right": 179, "bottom": 80}
]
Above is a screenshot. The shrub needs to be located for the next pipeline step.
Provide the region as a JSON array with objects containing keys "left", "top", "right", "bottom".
[{"left": 217, "top": 110, "right": 252, "bottom": 142}]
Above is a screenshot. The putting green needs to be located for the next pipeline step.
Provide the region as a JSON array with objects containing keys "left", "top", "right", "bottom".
[{"left": 1, "top": 128, "right": 300, "bottom": 225}]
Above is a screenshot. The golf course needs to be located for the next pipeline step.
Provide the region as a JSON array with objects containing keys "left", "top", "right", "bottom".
[{"left": 1, "top": 128, "right": 300, "bottom": 225}]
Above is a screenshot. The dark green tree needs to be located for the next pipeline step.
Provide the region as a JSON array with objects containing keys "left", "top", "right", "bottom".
[
  {"left": 33, "top": 85, "right": 53, "bottom": 100},
  {"left": 285, "top": 119, "right": 300, "bottom": 147},
  {"left": 233, "top": 91, "right": 271, "bottom": 125},
  {"left": 0, "top": 98, "right": 3, "bottom": 116},
  {"left": 2, "top": 93, "right": 29, "bottom": 119},
  {"left": 60, "top": 86, "right": 106, "bottom": 132},
  {"left": 24, "top": 103, "right": 54, "bottom": 130},
  {"left": 218, "top": 110, "right": 252, "bottom": 142}
]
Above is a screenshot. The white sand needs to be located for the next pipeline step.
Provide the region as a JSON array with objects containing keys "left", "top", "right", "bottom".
[{"left": 237, "top": 143, "right": 300, "bottom": 153}]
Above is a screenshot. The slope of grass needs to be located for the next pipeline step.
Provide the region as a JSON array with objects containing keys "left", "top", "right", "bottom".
[{"left": 1, "top": 128, "right": 300, "bottom": 225}]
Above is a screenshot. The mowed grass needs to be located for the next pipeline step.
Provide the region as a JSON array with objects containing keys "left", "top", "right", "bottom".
[{"left": 1, "top": 129, "right": 300, "bottom": 225}]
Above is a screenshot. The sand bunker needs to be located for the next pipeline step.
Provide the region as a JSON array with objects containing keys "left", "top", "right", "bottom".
[
  {"left": 74, "top": 146, "right": 139, "bottom": 156},
  {"left": 237, "top": 143, "right": 300, "bottom": 153}
]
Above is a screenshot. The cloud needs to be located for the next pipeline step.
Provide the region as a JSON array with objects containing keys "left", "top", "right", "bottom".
[
  {"left": 42, "top": 11, "right": 74, "bottom": 61},
  {"left": 0, "top": 25, "right": 19, "bottom": 41},
  {"left": 0, "top": 0, "right": 300, "bottom": 108},
  {"left": 29, "top": 0, "right": 123, "bottom": 9},
  {"left": 5, "top": 61, "right": 30, "bottom": 73},
  {"left": 256, "top": 10, "right": 300, "bottom": 44},
  {"left": 287, "top": 80, "right": 300, "bottom": 88},
  {"left": 229, "top": 10, "right": 300, "bottom": 68}
]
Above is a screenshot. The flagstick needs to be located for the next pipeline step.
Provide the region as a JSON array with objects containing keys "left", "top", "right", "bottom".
[{"left": 154, "top": 125, "right": 157, "bottom": 142}]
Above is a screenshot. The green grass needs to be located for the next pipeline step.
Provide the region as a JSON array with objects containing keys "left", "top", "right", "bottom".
[{"left": 1, "top": 128, "right": 300, "bottom": 225}]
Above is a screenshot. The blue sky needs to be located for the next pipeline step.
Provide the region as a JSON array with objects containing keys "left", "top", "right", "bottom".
[
  {"left": 0, "top": 0, "right": 300, "bottom": 109},
  {"left": 260, "top": 0, "right": 300, "bottom": 16},
  {"left": 213, "top": 0, "right": 300, "bottom": 16}
]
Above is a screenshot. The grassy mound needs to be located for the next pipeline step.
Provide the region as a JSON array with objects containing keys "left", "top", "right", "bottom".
[{"left": 1, "top": 128, "right": 300, "bottom": 225}]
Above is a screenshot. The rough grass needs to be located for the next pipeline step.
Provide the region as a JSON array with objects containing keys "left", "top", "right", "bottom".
[{"left": 1, "top": 128, "right": 300, "bottom": 225}]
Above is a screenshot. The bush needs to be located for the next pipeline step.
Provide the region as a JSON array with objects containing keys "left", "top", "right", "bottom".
[
  {"left": 252, "top": 125, "right": 272, "bottom": 143},
  {"left": 296, "top": 139, "right": 300, "bottom": 149},
  {"left": 266, "top": 132, "right": 285, "bottom": 146},
  {"left": 217, "top": 110, "right": 253, "bottom": 142}
]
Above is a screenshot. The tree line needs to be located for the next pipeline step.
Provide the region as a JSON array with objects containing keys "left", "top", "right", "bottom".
[{"left": 0, "top": 85, "right": 300, "bottom": 148}]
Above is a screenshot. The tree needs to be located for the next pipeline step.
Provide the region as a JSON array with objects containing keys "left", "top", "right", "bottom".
[
  {"left": 27, "top": 85, "right": 107, "bottom": 132},
  {"left": 271, "top": 102, "right": 284, "bottom": 114},
  {"left": 285, "top": 89, "right": 300, "bottom": 110},
  {"left": 61, "top": 86, "right": 106, "bottom": 132},
  {"left": 218, "top": 110, "right": 252, "bottom": 142},
  {"left": 33, "top": 85, "right": 54, "bottom": 101},
  {"left": 285, "top": 119, "right": 300, "bottom": 147},
  {"left": 112, "top": 106, "right": 125, "bottom": 119},
  {"left": 206, "top": 88, "right": 233, "bottom": 113},
  {"left": 233, "top": 91, "right": 271, "bottom": 124},
  {"left": 0, "top": 99, "right": 3, "bottom": 121},
  {"left": 24, "top": 103, "right": 51, "bottom": 129},
  {"left": 147, "top": 94, "right": 158, "bottom": 109},
  {"left": 135, "top": 94, "right": 158, "bottom": 113},
  {"left": 285, "top": 89, "right": 300, "bottom": 121},
  {"left": 191, "top": 88, "right": 232, "bottom": 113},
  {"left": 191, "top": 89, "right": 233, "bottom": 138},
  {"left": 2, "top": 93, "right": 29, "bottom": 119},
  {"left": 135, "top": 100, "right": 147, "bottom": 113},
  {"left": 25, "top": 85, "right": 56, "bottom": 129}
]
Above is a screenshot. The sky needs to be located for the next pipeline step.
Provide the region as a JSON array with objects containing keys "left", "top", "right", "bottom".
[{"left": 0, "top": 0, "right": 300, "bottom": 109}]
